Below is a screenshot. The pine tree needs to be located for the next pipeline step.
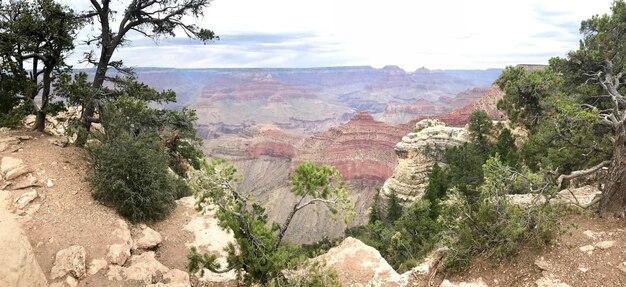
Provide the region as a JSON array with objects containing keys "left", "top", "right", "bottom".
[
  {"left": 386, "top": 190, "right": 403, "bottom": 223},
  {"left": 423, "top": 163, "right": 447, "bottom": 219},
  {"left": 494, "top": 128, "right": 519, "bottom": 169}
]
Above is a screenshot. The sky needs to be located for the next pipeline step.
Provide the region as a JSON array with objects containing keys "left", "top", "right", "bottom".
[{"left": 61, "top": 0, "right": 614, "bottom": 71}]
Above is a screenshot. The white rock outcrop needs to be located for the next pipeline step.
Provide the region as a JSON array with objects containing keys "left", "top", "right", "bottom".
[
  {"left": 0, "top": 192, "right": 48, "bottom": 287},
  {"left": 382, "top": 119, "right": 467, "bottom": 201},
  {"left": 312, "top": 237, "right": 407, "bottom": 287}
]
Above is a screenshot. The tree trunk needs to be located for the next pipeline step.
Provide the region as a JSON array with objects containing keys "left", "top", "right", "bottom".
[
  {"left": 599, "top": 130, "right": 626, "bottom": 217},
  {"left": 34, "top": 68, "right": 52, "bottom": 132},
  {"left": 77, "top": 47, "right": 111, "bottom": 146}
]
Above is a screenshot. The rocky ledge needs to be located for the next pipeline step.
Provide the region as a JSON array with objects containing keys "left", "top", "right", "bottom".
[{"left": 382, "top": 119, "right": 467, "bottom": 201}]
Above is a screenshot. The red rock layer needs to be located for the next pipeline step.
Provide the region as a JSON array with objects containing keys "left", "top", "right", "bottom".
[{"left": 410, "top": 85, "right": 505, "bottom": 127}]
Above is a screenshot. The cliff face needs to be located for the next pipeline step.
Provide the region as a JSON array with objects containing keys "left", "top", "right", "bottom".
[
  {"left": 382, "top": 119, "right": 467, "bottom": 201},
  {"left": 204, "top": 112, "right": 410, "bottom": 243}
]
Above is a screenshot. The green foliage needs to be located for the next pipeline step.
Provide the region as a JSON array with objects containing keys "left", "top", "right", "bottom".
[
  {"left": 188, "top": 160, "right": 352, "bottom": 285},
  {"left": 520, "top": 94, "right": 611, "bottom": 174},
  {"left": 496, "top": 67, "right": 563, "bottom": 128},
  {"left": 440, "top": 157, "right": 560, "bottom": 272},
  {"left": 87, "top": 129, "right": 182, "bottom": 222},
  {"left": 86, "top": 91, "right": 200, "bottom": 222},
  {"left": 494, "top": 128, "right": 520, "bottom": 169},
  {"left": 0, "top": 0, "right": 83, "bottom": 130},
  {"left": 386, "top": 189, "right": 403, "bottom": 223},
  {"left": 276, "top": 261, "right": 342, "bottom": 287},
  {"left": 368, "top": 190, "right": 382, "bottom": 224},
  {"left": 423, "top": 163, "right": 447, "bottom": 219},
  {"left": 468, "top": 110, "right": 493, "bottom": 153},
  {"left": 444, "top": 143, "right": 485, "bottom": 200}
]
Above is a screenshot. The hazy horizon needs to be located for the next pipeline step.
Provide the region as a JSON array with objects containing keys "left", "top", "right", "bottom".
[{"left": 61, "top": 0, "right": 613, "bottom": 70}]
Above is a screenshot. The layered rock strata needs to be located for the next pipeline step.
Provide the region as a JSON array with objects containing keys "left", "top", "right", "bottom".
[{"left": 382, "top": 119, "right": 467, "bottom": 201}]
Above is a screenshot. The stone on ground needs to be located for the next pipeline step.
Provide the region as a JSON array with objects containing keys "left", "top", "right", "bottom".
[
  {"left": 594, "top": 240, "right": 615, "bottom": 250},
  {"left": 0, "top": 192, "right": 48, "bottom": 287},
  {"left": 535, "top": 274, "right": 571, "bottom": 287},
  {"left": 133, "top": 224, "right": 162, "bottom": 250},
  {"left": 440, "top": 278, "right": 488, "bottom": 287},
  {"left": 50, "top": 245, "right": 86, "bottom": 280},
  {"left": 1, "top": 156, "right": 23, "bottom": 174},
  {"left": 87, "top": 258, "right": 107, "bottom": 275},
  {"left": 106, "top": 251, "right": 170, "bottom": 284},
  {"left": 107, "top": 244, "right": 131, "bottom": 266},
  {"left": 5, "top": 165, "right": 30, "bottom": 180},
  {"left": 14, "top": 190, "right": 38, "bottom": 210}
]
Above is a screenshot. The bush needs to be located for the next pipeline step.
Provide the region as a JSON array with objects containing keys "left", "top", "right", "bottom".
[
  {"left": 87, "top": 96, "right": 199, "bottom": 222},
  {"left": 88, "top": 131, "right": 186, "bottom": 222},
  {"left": 440, "top": 157, "right": 560, "bottom": 272}
]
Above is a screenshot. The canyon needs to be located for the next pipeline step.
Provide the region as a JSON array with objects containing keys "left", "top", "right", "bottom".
[{"left": 132, "top": 66, "right": 504, "bottom": 243}]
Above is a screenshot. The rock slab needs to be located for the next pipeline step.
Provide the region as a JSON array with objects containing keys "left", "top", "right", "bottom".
[
  {"left": 0, "top": 193, "right": 48, "bottom": 287},
  {"left": 50, "top": 245, "right": 86, "bottom": 280}
]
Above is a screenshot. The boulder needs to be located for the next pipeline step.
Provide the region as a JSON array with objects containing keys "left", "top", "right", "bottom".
[
  {"left": 133, "top": 224, "right": 162, "bottom": 250},
  {"left": 312, "top": 237, "right": 406, "bottom": 287},
  {"left": 557, "top": 186, "right": 602, "bottom": 207},
  {"left": 14, "top": 190, "right": 38, "bottom": 210},
  {"left": 0, "top": 192, "right": 48, "bottom": 287},
  {"left": 106, "top": 252, "right": 170, "bottom": 284},
  {"left": 1, "top": 156, "right": 23, "bottom": 175},
  {"left": 50, "top": 245, "right": 86, "bottom": 279},
  {"left": 87, "top": 258, "right": 107, "bottom": 275},
  {"left": 113, "top": 219, "right": 133, "bottom": 246},
  {"left": 107, "top": 244, "right": 131, "bottom": 266},
  {"left": 594, "top": 241, "right": 615, "bottom": 250},
  {"left": 5, "top": 165, "right": 30, "bottom": 181}
]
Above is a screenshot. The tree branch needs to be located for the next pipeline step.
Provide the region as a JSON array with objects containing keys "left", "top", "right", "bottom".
[{"left": 557, "top": 160, "right": 612, "bottom": 188}]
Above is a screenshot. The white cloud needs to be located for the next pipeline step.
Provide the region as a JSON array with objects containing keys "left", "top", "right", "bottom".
[{"left": 63, "top": 0, "right": 614, "bottom": 70}]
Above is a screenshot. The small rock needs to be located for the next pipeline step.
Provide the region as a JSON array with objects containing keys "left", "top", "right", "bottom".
[
  {"left": 133, "top": 225, "right": 162, "bottom": 250},
  {"left": 594, "top": 240, "right": 615, "bottom": 250},
  {"left": 578, "top": 267, "right": 588, "bottom": 273},
  {"left": 5, "top": 165, "right": 30, "bottom": 180},
  {"left": 0, "top": 142, "right": 7, "bottom": 152},
  {"left": 87, "top": 258, "right": 108, "bottom": 275},
  {"left": 106, "top": 252, "right": 169, "bottom": 284},
  {"left": 47, "top": 179, "right": 54, "bottom": 187},
  {"left": 65, "top": 276, "right": 78, "bottom": 287},
  {"left": 50, "top": 245, "right": 86, "bottom": 279},
  {"left": 618, "top": 262, "right": 626, "bottom": 274},
  {"left": 14, "top": 190, "right": 38, "bottom": 210},
  {"left": 579, "top": 245, "right": 594, "bottom": 253},
  {"left": 536, "top": 274, "right": 571, "bottom": 287},
  {"left": 534, "top": 257, "right": 551, "bottom": 271},
  {"left": 107, "top": 244, "right": 131, "bottom": 266},
  {"left": 1, "top": 156, "right": 23, "bottom": 174},
  {"left": 162, "top": 269, "right": 190, "bottom": 285},
  {"left": 440, "top": 278, "right": 488, "bottom": 287},
  {"left": 113, "top": 219, "right": 133, "bottom": 246},
  {"left": 583, "top": 230, "right": 599, "bottom": 240}
]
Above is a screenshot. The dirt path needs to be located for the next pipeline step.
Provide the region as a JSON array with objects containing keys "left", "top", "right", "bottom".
[
  {"left": 435, "top": 214, "right": 626, "bottom": 287},
  {"left": 0, "top": 129, "right": 234, "bottom": 286}
]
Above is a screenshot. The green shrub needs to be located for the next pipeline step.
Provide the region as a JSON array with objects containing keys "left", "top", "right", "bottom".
[
  {"left": 440, "top": 157, "right": 560, "bottom": 273},
  {"left": 87, "top": 131, "right": 186, "bottom": 222}
]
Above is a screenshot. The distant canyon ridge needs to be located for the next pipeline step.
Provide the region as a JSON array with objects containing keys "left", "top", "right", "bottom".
[{"left": 131, "top": 66, "right": 503, "bottom": 243}]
